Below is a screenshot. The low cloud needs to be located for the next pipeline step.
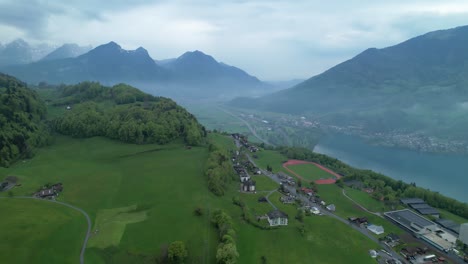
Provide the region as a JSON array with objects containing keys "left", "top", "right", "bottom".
[{"left": 1, "top": 0, "right": 468, "bottom": 80}]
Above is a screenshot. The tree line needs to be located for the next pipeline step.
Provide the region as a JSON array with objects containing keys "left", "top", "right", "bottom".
[
  {"left": 0, "top": 73, "right": 50, "bottom": 167},
  {"left": 211, "top": 209, "right": 239, "bottom": 264},
  {"left": 278, "top": 146, "right": 468, "bottom": 219},
  {"left": 205, "top": 141, "right": 236, "bottom": 196}
]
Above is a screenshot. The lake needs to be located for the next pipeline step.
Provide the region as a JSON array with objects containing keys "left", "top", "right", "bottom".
[{"left": 314, "top": 133, "right": 468, "bottom": 203}]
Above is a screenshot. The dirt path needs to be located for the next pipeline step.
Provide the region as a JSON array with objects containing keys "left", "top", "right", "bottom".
[{"left": 0, "top": 196, "right": 91, "bottom": 264}]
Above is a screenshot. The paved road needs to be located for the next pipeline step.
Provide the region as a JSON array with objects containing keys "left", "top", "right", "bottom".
[
  {"left": 264, "top": 190, "right": 278, "bottom": 210},
  {"left": 0, "top": 196, "right": 91, "bottom": 264},
  {"left": 218, "top": 107, "right": 275, "bottom": 147}
]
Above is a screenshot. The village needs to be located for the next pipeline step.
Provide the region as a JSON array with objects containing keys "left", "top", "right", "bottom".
[{"left": 230, "top": 133, "right": 468, "bottom": 264}]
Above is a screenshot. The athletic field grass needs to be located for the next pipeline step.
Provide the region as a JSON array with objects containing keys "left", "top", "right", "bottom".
[
  {"left": 0, "top": 134, "right": 387, "bottom": 263},
  {"left": 287, "top": 163, "right": 336, "bottom": 181},
  {"left": 0, "top": 198, "right": 85, "bottom": 264}
]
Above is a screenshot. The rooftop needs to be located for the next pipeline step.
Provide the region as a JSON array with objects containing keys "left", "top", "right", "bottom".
[
  {"left": 385, "top": 209, "right": 436, "bottom": 231},
  {"left": 400, "top": 198, "right": 425, "bottom": 205},
  {"left": 409, "top": 203, "right": 432, "bottom": 209},
  {"left": 267, "top": 210, "right": 288, "bottom": 219},
  {"left": 415, "top": 208, "right": 439, "bottom": 215}
]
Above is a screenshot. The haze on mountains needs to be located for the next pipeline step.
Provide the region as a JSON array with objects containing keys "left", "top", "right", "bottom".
[
  {"left": 1, "top": 42, "right": 276, "bottom": 100},
  {"left": 0, "top": 39, "right": 91, "bottom": 66},
  {"left": 230, "top": 25, "right": 468, "bottom": 142}
]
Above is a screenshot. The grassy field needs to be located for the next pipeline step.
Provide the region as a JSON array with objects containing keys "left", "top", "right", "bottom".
[
  {"left": 287, "top": 163, "right": 335, "bottom": 181},
  {"left": 252, "top": 175, "right": 280, "bottom": 191},
  {"left": 0, "top": 198, "right": 86, "bottom": 263},
  {"left": 0, "top": 134, "right": 388, "bottom": 263},
  {"left": 234, "top": 189, "right": 378, "bottom": 264},
  {"left": 344, "top": 187, "right": 390, "bottom": 212},
  {"left": 87, "top": 205, "right": 149, "bottom": 249},
  {"left": 317, "top": 184, "right": 403, "bottom": 237},
  {"left": 254, "top": 150, "right": 290, "bottom": 174},
  {"left": 0, "top": 135, "right": 219, "bottom": 263}
]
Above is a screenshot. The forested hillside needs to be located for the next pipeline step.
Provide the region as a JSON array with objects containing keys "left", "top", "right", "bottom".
[
  {"left": 0, "top": 74, "right": 50, "bottom": 167},
  {"left": 50, "top": 82, "right": 206, "bottom": 145}
]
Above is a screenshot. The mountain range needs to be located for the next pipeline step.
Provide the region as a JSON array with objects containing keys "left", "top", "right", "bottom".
[
  {"left": 1, "top": 41, "right": 275, "bottom": 100},
  {"left": 230, "top": 25, "right": 468, "bottom": 140},
  {"left": 0, "top": 39, "right": 91, "bottom": 67}
]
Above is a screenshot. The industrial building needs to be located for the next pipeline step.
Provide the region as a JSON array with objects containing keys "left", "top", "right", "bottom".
[
  {"left": 459, "top": 223, "right": 468, "bottom": 245},
  {"left": 384, "top": 209, "right": 457, "bottom": 251}
]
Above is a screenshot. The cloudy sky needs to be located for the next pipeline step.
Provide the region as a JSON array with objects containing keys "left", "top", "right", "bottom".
[{"left": 1, "top": 0, "right": 468, "bottom": 80}]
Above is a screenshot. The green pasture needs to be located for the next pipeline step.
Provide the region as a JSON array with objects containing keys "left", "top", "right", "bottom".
[{"left": 287, "top": 163, "right": 336, "bottom": 181}]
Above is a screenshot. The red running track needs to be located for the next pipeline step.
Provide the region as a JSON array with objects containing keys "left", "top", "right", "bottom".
[{"left": 282, "top": 159, "right": 342, "bottom": 185}]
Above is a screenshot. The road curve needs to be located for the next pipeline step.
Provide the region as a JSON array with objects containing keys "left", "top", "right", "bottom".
[{"left": 0, "top": 196, "right": 91, "bottom": 264}]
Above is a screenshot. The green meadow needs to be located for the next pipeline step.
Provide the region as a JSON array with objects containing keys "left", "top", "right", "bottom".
[
  {"left": 0, "top": 198, "right": 85, "bottom": 264},
  {"left": 287, "top": 163, "right": 336, "bottom": 181},
  {"left": 0, "top": 134, "right": 385, "bottom": 263}
]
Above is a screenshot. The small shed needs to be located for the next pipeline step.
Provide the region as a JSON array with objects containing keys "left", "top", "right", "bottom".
[{"left": 367, "top": 225, "right": 384, "bottom": 235}]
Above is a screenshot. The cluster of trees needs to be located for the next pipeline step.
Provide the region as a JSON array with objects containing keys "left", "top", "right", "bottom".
[
  {"left": 168, "top": 241, "right": 188, "bottom": 264},
  {"left": 205, "top": 143, "right": 236, "bottom": 196},
  {"left": 53, "top": 82, "right": 159, "bottom": 106},
  {"left": 52, "top": 82, "right": 205, "bottom": 145},
  {"left": 278, "top": 146, "right": 468, "bottom": 219},
  {"left": 211, "top": 209, "right": 239, "bottom": 264},
  {"left": 0, "top": 74, "right": 50, "bottom": 167}
]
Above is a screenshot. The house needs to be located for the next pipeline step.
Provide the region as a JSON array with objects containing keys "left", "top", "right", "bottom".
[
  {"left": 310, "top": 207, "right": 320, "bottom": 215},
  {"left": 349, "top": 217, "right": 368, "bottom": 225},
  {"left": 367, "top": 224, "right": 385, "bottom": 235},
  {"left": 280, "top": 196, "right": 295, "bottom": 204},
  {"left": 51, "top": 183, "right": 63, "bottom": 192},
  {"left": 386, "top": 233, "right": 400, "bottom": 243},
  {"left": 267, "top": 210, "right": 288, "bottom": 226},
  {"left": 300, "top": 187, "right": 314, "bottom": 196},
  {"left": 241, "top": 179, "right": 256, "bottom": 192},
  {"left": 326, "top": 204, "right": 336, "bottom": 211},
  {"left": 36, "top": 189, "right": 55, "bottom": 198},
  {"left": 240, "top": 173, "right": 250, "bottom": 182}
]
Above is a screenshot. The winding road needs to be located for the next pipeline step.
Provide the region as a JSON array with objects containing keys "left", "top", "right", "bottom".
[{"left": 0, "top": 196, "right": 91, "bottom": 264}]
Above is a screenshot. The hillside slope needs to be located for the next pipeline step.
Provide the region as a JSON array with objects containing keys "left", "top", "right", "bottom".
[
  {"left": 47, "top": 82, "right": 206, "bottom": 145},
  {"left": 0, "top": 73, "right": 50, "bottom": 167},
  {"left": 231, "top": 25, "right": 468, "bottom": 139}
]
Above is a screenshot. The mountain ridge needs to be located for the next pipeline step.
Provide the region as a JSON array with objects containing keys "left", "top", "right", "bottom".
[{"left": 230, "top": 24, "right": 468, "bottom": 140}]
